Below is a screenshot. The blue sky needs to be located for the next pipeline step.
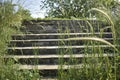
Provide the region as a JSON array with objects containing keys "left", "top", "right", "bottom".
[
  {"left": 13, "top": 0, "right": 46, "bottom": 18},
  {"left": 23, "top": 0, "right": 46, "bottom": 18}
]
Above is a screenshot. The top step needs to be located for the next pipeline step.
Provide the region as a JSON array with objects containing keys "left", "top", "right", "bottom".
[
  {"left": 12, "top": 32, "right": 113, "bottom": 40},
  {"left": 21, "top": 20, "right": 111, "bottom": 34}
]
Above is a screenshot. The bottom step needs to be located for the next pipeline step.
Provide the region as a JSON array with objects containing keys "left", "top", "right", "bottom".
[
  {"left": 41, "top": 78, "right": 57, "bottom": 80},
  {"left": 18, "top": 64, "right": 83, "bottom": 70}
]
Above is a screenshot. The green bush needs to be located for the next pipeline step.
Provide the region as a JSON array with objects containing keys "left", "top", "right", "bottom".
[{"left": 0, "top": 1, "right": 40, "bottom": 79}]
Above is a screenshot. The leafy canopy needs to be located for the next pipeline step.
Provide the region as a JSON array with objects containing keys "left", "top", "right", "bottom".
[{"left": 41, "top": 0, "right": 119, "bottom": 18}]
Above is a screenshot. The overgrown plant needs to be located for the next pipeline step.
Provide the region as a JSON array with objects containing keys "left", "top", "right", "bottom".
[
  {"left": 0, "top": 0, "right": 22, "bottom": 55},
  {"left": 57, "top": 10, "right": 120, "bottom": 79},
  {"left": 0, "top": 0, "right": 40, "bottom": 79},
  {"left": 41, "top": 0, "right": 118, "bottom": 18}
]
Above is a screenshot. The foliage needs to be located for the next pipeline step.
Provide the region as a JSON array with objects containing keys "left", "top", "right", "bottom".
[
  {"left": 0, "top": 59, "right": 39, "bottom": 80},
  {"left": 0, "top": 0, "right": 22, "bottom": 55},
  {"left": 41, "top": 0, "right": 119, "bottom": 18},
  {"left": 20, "top": 8, "right": 32, "bottom": 20},
  {"left": 56, "top": 7, "right": 120, "bottom": 80},
  {"left": 0, "top": 0, "right": 40, "bottom": 79}
]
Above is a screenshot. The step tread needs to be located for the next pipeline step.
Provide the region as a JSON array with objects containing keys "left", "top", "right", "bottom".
[
  {"left": 7, "top": 45, "right": 116, "bottom": 50},
  {"left": 18, "top": 64, "right": 83, "bottom": 70},
  {"left": 41, "top": 78, "right": 57, "bottom": 80},
  {"left": 12, "top": 32, "right": 112, "bottom": 36},
  {"left": 4, "top": 54, "right": 114, "bottom": 59},
  {"left": 10, "top": 38, "right": 118, "bottom": 42}
]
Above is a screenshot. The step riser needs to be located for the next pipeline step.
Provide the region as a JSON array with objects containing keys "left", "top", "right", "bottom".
[
  {"left": 5, "top": 58, "right": 83, "bottom": 65},
  {"left": 21, "top": 27, "right": 111, "bottom": 33},
  {"left": 8, "top": 48, "right": 114, "bottom": 55},
  {"left": 22, "top": 20, "right": 108, "bottom": 30},
  {"left": 21, "top": 28, "right": 111, "bottom": 34},
  {"left": 9, "top": 41, "right": 93, "bottom": 47},
  {"left": 8, "top": 49, "right": 58, "bottom": 55},
  {"left": 5, "top": 56, "right": 113, "bottom": 65},
  {"left": 9, "top": 39, "right": 116, "bottom": 47}
]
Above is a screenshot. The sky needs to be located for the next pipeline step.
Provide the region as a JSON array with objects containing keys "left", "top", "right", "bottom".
[
  {"left": 22, "top": 0, "right": 46, "bottom": 18},
  {"left": 12, "top": 0, "right": 46, "bottom": 18}
]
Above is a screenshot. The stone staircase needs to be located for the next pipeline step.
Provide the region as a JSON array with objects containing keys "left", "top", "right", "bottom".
[{"left": 7, "top": 20, "right": 119, "bottom": 79}]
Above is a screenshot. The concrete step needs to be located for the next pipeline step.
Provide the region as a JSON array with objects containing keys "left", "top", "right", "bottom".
[
  {"left": 16, "top": 64, "right": 83, "bottom": 78},
  {"left": 7, "top": 45, "right": 116, "bottom": 50},
  {"left": 4, "top": 54, "right": 114, "bottom": 59},
  {"left": 8, "top": 45, "right": 116, "bottom": 55},
  {"left": 12, "top": 32, "right": 112, "bottom": 40},
  {"left": 12, "top": 32, "right": 112, "bottom": 36},
  {"left": 22, "top": 20, "right": 109, "bottom": 32},
  {"left": 18, "top": 64, "right": 83, "bottom": 70},
  {"left": 9, "top": 40, "right": 84, "bottom": 47},
  {"left": 20, "top": 27, "right": 111, "bottom": 34},
  {"left": 21, "top": 28, "right": 102, "bottom": 34},
  {"left": 10, "top": 38, "right": 118, "bottom": 42},
  {"left": 4, "top": 54, "right": 114, "bottom": 65},
  {"left": 5, "top": 57, "right": 82, "bottom": 65},
  {"left": 41, "top": 78, "right": 57, "bottom": 80},
  {"left": 9, "top": 38, "right": 118, "bottom": 47}
]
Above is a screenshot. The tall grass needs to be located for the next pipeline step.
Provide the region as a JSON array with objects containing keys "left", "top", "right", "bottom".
[
  {"left": 57, "top": 8, "right": 120, "bottom": 80},
  {"left": 0, "top": 0, "right": 40, "bottom": 80}
]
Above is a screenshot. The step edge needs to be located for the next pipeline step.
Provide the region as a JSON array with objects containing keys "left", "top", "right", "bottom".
[
  {"left": 7, "top": 45, "right": 118, "bottom": 50},
  {"left": 3, "top": 54, "right": 114, "bottom": 59}
]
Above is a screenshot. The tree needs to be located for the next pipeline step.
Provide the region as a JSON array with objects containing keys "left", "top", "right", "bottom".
[
  {"left": 20, "top": 8, "right": 32, "bottom": 20},
  {"left": 41, "top": 0, "right": 119, "bottom": 18}
]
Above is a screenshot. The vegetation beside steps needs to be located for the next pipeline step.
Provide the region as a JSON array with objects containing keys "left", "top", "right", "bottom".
[{"left": 6, "top": 20, "right": 120, "bottom": 80}]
